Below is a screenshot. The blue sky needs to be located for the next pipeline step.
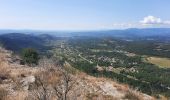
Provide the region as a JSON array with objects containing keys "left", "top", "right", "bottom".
[{"left": 0, "top": 0, "right": 170, "bottom": 30}]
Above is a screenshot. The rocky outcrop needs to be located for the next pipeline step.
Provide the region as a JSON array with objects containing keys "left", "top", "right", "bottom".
[{"left": 20, "top": 76, "right": 35, "bottom": 90}]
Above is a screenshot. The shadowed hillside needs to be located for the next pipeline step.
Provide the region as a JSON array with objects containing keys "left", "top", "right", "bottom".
[{"left": 0, "top": 33, "right": 54, "bottom": 53}]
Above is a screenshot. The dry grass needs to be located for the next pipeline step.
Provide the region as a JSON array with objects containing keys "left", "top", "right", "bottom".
[
  {"left": 147, "top": 57, "right": 170, "bottom": 68},
  {"left": 124, "top": 90, "right": 143, "bottom": 100},
  {"left": 0, "top": 88, "right": 8, "bottom": 100},
  {"left": 7, "top": 91, "right": 28, "bottom": 100},
  {"left": 0, "top": 61, "right": 10, "bottom": 84},
  {"left": 34, "top": 68, "right": 61, "bottom": 86},
  {"left": 86, "top": 93, "right": 119, "bottom": 100}
]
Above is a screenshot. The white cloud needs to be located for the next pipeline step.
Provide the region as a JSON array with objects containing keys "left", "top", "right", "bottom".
[
  {"left": 140, "top": 16, "right": 170, "bottom": 25},
  {"left": 140, "top": 16, "right": 162, "bottom": 24},
  {"left": 110, "top": 16, "right": 170, "bottom": 29}
]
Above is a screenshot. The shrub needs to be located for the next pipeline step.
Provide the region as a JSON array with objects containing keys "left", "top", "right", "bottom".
[
  {"left": 21, "top": 48, "right": 39, "bottom": 65},
  {"left": 124, "top": 90, "right": 142, "bottom": 100},
  {"left": 0, "top": 88, "right": 8, "bottom": 100}
]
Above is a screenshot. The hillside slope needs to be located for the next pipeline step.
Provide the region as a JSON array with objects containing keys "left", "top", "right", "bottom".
[
  {"left": 0, "top": 33, "right": 54, "bottom": 53},
  {"left": 0, "top": 47, "right": 155, "bottom": 100}
]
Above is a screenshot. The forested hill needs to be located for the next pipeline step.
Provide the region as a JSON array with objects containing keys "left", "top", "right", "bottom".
[{"left": 0, "top": 33, "right": 55, "bottom": 53}]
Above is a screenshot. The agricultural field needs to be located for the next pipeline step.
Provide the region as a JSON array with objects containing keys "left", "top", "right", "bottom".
[{"left": 146, "top": 57, "right": 170, "bottom": 68}]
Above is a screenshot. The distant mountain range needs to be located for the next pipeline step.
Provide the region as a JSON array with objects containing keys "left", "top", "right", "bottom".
[
  {"left": 0, "top": 28, "right": 170, "bottom": 53},
  {"left": 0, "top": 28, "right": 170, "bottom": 37},
  {"left": 67, "top": 28, "right": 170, "bottom": 38}
]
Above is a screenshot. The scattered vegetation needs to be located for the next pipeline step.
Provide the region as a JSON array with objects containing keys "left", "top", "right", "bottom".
[
  {"left": 53, "top": 37, "right": 170, "bottom": 98},
  {"left": 0, "top": 47, "right": 154, "bottom": 100},
  {"left": 1, "top": 32, "right": 170, "bottom": 99}
]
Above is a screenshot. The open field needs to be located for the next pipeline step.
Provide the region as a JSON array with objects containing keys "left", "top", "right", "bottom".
[{"left": 147, "top": 57, "right": 170, "bottom": 68}]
